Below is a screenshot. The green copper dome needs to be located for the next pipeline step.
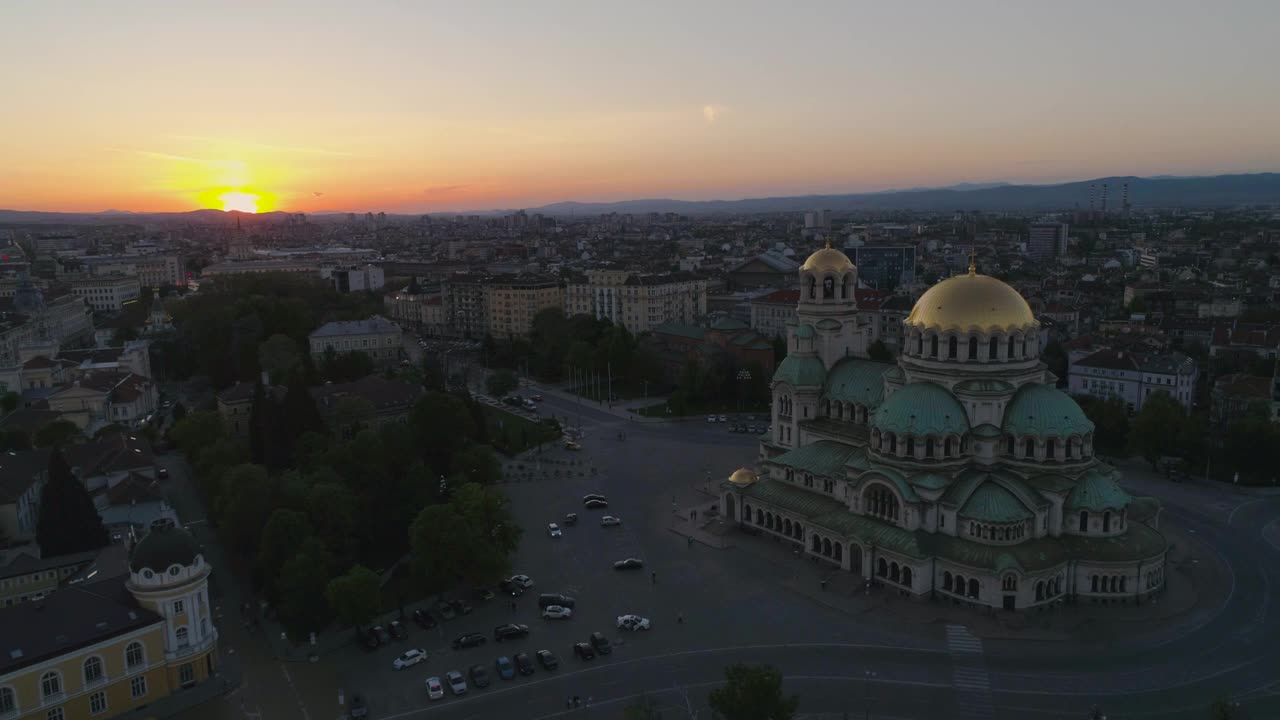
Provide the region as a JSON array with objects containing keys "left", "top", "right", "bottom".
[
  {"left": 1002, "top": 384, "right": 1095, "bottom": 438},
  {"left": 872, "top": 382, "right": 970, "bottom": 437},
  {"left": 823, "top": 358, "right": 892, "bottom": 408},
  {"left": 130, "top": 520, "right": 202, "bottom": 574},
  {"left": 773, "top": 354, "right": 826, "bottom": 388},
  {"left": 959, "top": 483, "right": 1034, "bottom": 523},
  {"left": 794, "top": 324, "right": 816, "bottom": 339},
  {"left": 1065, "top": 470, "right": 1131, "bottom": 512}
]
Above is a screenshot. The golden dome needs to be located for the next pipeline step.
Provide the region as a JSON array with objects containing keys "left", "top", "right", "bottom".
[
  {"left": 905, "top": 271, "right": 1038, "bottom": 334},
  {"left": 800, "top": 242, "right": 855, "bottom": 274},
  {"left": 727, "top": 468, "right": 759, "bottom": 486}
]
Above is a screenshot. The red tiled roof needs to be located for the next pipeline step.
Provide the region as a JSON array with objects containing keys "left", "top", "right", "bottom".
[
  {"left": 754, "top": 289, "right": 799, "bottom": 304},
  {"left": 22, "top": 355, "right": 56, "bottom": 370}
]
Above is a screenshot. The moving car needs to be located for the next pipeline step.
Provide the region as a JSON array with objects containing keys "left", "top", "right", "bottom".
[
  {"left": 582, "top": 494, "right": 607, "bottom": 504},
  {"left": 493, "top": 623, "right": 530, "bottom": 641},
  {"left": 495, "top": 655, "right": 515, "bottom": 680},
  {"left": 585, "top": 499, "right": 608, "bottom": 509},
  {"left": 514, "top": 652, "right": 535, "bottom": 675},
  {"left": 536, "top": 649, "right": 559, "bottom": 670},
  {"left": 542, "top": 605, "right": 573, "bottom": 620},
  {"left": 533, "top": 394, "right": 543, "bottom": 401},
  {"left": 436, "top": 601, "right": 457, "bottom": 621},
  {"left": 393, "top": 648, "right": 427, "bottom": 670},
  {"left": 452, "top": 632, "right": 487, "bottom": 650},
  {"left": 349, "top": 694, "right": 368, "bottom": 718},
  {"left": 564, "top": 440, "right": 582, "bottom": 451},
  {"left": 445, "top": 670, "right": 467, "bottom": 695},
  {"left": 613, "top": 558, "right": 644, "bottom": 570},
  {"left": 547, "top": 523, "right": 562, "bottom": 538},
  {"left": 600, "top": 515, "right": 621, "bottom": 527},
  {"left": 706, "top": 415, "right": 716, "bottom": 423},
  {"left": 425, "top": 676, "right": 444, "bottom": 700},
  {"left": 537, "top": 593, "right": 576, "bottom": 609},
  {"left": 389, "top": 620, "right": 408, "bottom": 640},
  {"left": 617, "top": 615, "right": 651, "bottom": 631},
  {"left": 158, "top": 467, "right": 170, "bottom": 479},
  {"left": 412, "top": 608, "right": 437, "bottom": 629},
  {"left": 563, "top": 513, "right": 578, "bottom": 526},
  {"left": 573, "top": 642, "right": 595, "bottom": 660},
  {"left": 507, "top": 574, "right": 534, "bottom": 589},
  {"left": 590, "top": 631, "right": 612, "bottom": 655},
  {"left": 469, "top": 664, "right": 491, "bottom": 689}
]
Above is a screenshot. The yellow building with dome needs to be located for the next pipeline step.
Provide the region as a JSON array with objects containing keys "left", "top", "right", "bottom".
[
  {"left": 720, "top": 245, "right": 1168, "bottom": 611},
  {"left": 0, "top": 520, "right": 220, "bottom": 720}
]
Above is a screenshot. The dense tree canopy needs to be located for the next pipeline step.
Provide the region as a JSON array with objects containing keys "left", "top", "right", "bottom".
[
  {"left": 37, "top": 450, "right": 108, "bottom": 556},
  {"left": 410, "top": 482, "right": 521, "bottom": 587},
  {"left": 707, "top": 664, "right": 799, "bottom": 720}
]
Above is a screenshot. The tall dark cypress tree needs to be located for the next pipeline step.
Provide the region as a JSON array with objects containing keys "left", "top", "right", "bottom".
[
  {"left": 37, "top": 448, "right": 108, "bottom": 556},
  {"left": 279, "top": 372, "right": 325, "bottom": 467},
  {"left": 249, "top": 379, "right": 268, "bottom": 465}
]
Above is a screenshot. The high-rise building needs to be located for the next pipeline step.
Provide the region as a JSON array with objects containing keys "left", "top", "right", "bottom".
[
  {"left": 1026, "top": 222, "right": 1069, "bottom": 260},
  {"left": 853, "top": 246, "right": 916, "bottom": 292},
  {"left": 564, "top": 270, "right": 706, "bottom": 334}
]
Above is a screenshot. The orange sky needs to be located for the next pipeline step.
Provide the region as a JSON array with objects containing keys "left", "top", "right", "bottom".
[{"left": 2, "top": 2, "right": 1278, "bottom": 214}]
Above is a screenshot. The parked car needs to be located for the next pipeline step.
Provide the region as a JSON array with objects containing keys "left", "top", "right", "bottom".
[
  {"left": 563, "top": 513, "right": 578, "bottom": 526},
  {"left": 157, "top": 467, "right": 170, "bottom": 479},
  {"left": 542, "top": 605, "right": 573, "bottom": 620},
  {"left": 495, "top": 655, "right": 515, "bottom": 680},
  {"left": 494, "top": 623, "right": 530, "bottom": 642},
  {"left": 617, "top": 615, "right": 651, "bottom": 631},
  {"left": 469, "top": 664, "right": 490, "bottom": 689},
  {"left": 585, "top": 499, "right": 609, "bottom": 509},
  {"left": 538, "top": 593, "right": 576, "bottom": 609},
  {"left": 448, "top": 599, "right": 473, "bottom": 615},
  {"left": 363, "top": 628, "right": 381, "bottom": 650},
  {"left": 476, "top": 588, "right": 495, "bottom": 602},
  {"left": 436, "top": 601, "right": 457, "bottom": 621},
  {"left": 373, "top": 625, "right": 391, "bottom": 643},
  {"left": 536, "top": 649, "right": 559, "bottom": 670},
  {"left": 445, "top": 670, "right": 467, "bottom": 695},
  {"left": 573, "top": 642, "right": 595, "bottom": 660},
  {"left": 500, "top": 578, "right": 525, "bottom": 596},
  {"left": 564, "top": 441, "right": 582, "bottom": 451},
  {"left": 389, "top": 620, "right": 408, "bottom": 640},
  {"left": 590, "top": 631, "right": 613, "bottom": 655},
  {"left": 349, "top": 694, "right": 368, "bottom": 718},
  {"left": 719, "top": 414, "right": 728, "bottom": 423},
  {"left": 600, "top": 515, "right": 622, "bottom": 527},
  {"left": 613, "top": 558, "right": 644, "bottom": 570},
  {"left": 533, "top": 394, "right": 543, "bottom": 401},
  {"left": 393, "top": 648, "right": 427, "bottom": 670},
  {"left": 412, "top": 608, "right": 437, "bottom": 629},
  {"left": 514, "top": 652, "right": 535, "bottom": 675},
  {"left": 582, "top": 494, "right": 607, "bottom": 504},
  {"left": 507, "top": 574, "right": 534, "bottom": 589},
  {"left": 706, "top": 415, "right": 716, "bottom": 423},
  {"left": 425, "top": 676, "right": 444, "bottom": 700},
  {"left": 547, "top": 523, "right": 562, "bottom": 538},
  {"left": 452, "top": 633, "right": 487, "bottom": 650}
]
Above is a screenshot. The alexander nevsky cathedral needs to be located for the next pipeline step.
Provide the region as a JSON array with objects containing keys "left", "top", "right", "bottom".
[{"left": 721, "top": 244, "right": 1168, "bottom": 611}]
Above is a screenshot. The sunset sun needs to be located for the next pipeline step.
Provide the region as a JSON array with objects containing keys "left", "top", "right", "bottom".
[{"left": 218, "top": 191, "right": 260, "bottom": 213}]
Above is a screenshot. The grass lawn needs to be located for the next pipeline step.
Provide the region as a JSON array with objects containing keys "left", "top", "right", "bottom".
[
  {"left": 482, "top": 405, "right": 561, "bottom": 455},
  {"left": 636, "top": 398, "right": 771, "bottom": 418}
]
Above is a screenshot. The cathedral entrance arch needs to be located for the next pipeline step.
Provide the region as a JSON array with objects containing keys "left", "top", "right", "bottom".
[{"left": 725, "top": 495, "right": 736, "bottom": 522}]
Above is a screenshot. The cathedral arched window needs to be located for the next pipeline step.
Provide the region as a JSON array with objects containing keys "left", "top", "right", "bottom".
[
  {"left": 906, "top": 437, "right": 915, "bottom": 456},
  {"left": 968, "top": 336, "right": 977, "bottom": 360},
  {"left": 925, "top": 438, "right": 935, "bottom": 458},
  {"left": 1008, "top": 336, "right": 1015, "bottom": 358},
  {"left": 948, "top": 336, "right": 958, "bottom": 359},
  {"left": 888, "top": 435, "right": 897, "bottom": 454},
  {"left": 1102, "top": 511, "right": 1111, "bottom": 533},
  {"left": 1024, "top": 438, "right": 1035, "bottom": 458},
  {"left": 930, "top": 336, "right": 939, "bottom": 358},
  {"left": 917, "top": 334, "right": 924, "bottom": 356},
  {"left": 1078, "top": 510, "right": 1089, "bottom": 532},
  {"left": 989, "top": 336, "right": 999, "bottom": 360},
  {"left": 1045, "top": 439, "right": 1056, "bottom": 460},
  {"left": 1006, "top": 435, "right": 1015, "bottom": 455}
]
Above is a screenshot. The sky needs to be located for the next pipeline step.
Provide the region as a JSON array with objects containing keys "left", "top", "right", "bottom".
[{"left": 2, "top": 0, "right": 1278, "bottom": 214}]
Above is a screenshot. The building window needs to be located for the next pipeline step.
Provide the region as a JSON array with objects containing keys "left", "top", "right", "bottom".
[
  {"left": 41, "top": 672, "right": 61, "bottom": 699},
  {"left": 173, "top": 600, "right": 184, "bottom": 614},
  {"left": 125, "top": 641, "right": 145, "bottom": 670},
  {"left": 176, "top": 626, "right": 189, "bottom": 648},
  {"left": 0, "top": 687, "right": 15, "bottom": 715},
  {"left": 89, "top": 692, "right": 107, "bottom": 715},
  {"left": 130, "top": 676, "right": 147, "bottom": 699},
  {"left": 46, "top": 709, "right": 63, "bottom": 720},
  {"left": 83, "top": 656, "right": 103, "bottom": 684},
  {"left": 948, "top": 336, "right": 958, "bottom": 359},
  {"left": 179, "top": 663, "right": 195, "bottom": 687}
]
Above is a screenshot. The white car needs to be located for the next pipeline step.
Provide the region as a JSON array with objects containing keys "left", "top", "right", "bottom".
[
  {"left": 446, "top": 670, "right": 467, "bottom": 695},
  {"left": 616, "top": 614, "right": 651, "bottom": 631},
  {"left": 548, "top": 523, "right": 562, "bottom": 538},
  {"left": 707, "top": 415, "right": 716, "bottom": 423},
  {"left": 508, "top": 574, "right": 534, "bottom": 589},
  {"left": 719, "top": 414, "right": 728, "bottom": 423},
  {"left": 425, "top": 676, "right": 444, "bottom": 700},
  {"left": 393, "top": 648, "right": 427, "bottom": 670},
  {"left": 600, "top": 516, "right": 621, "bottom": 527},
  {"left": 542, "top": 605, "right": 573, "bottom": 620}
]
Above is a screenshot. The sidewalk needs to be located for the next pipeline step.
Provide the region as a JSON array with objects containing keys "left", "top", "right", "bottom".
[{"left": 522, "top": 380, "right": 672, "bottom": 424}]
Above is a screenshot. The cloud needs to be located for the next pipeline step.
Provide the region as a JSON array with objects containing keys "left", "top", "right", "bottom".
[
  {"left": 106, "top": 148, "right": 243, "bottom": 167},
  {"left": 163, "top": 134, "right": 363, "bottom": 158},
  {"left": 313, "top": 191, "right": 325, "bottom": 197},
  {"left": 703, "top": 104, "right": 728, "bottom": 123}
]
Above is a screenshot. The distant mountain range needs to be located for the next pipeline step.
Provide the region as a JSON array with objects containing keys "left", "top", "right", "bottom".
[{"left": 1, "top": 173, "right": 1277, "bottom": 224}]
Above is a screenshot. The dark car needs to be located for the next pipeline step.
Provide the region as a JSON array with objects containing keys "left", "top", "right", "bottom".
[
  {"left": 573, "top": 642, "right": 595, "bottom": 660},
  {"left": 389, "top": 620, "right": 408, "bottom": 640},
  {"left": 157, "top": 467, "right": 170, "bottom": 479},
  {"left": 589, "top": 631, "right": 612, "bottom": 655},
  {"left": 495, "top": 655, "right": 515, "bottom": 680},
  {"left": 476, "top": 588, "right": 496, "bottom": 602},
  {"left": 537, "top": 593, "right": 576, "bottom": 609},
  {"left": 362, "top": 627, "right": 381, "bottom": 651},
  {"left": 452, "top": 633, "right": 487, "bottom": 650},
  {"left": 448, "top": 599, "right": 473, "bottom": 615},
  {"left": 537, "top": 649, "right": 559, "bottom": 669},
  {"left": 585, "top": 499, "right": 609, "bottom": 509},
  {"left": 582, "top": 494, "right": 607, "bottom": 504},
  {"left": 563, "top": 513, "right": 578, "bottom": 526},
  {"left": 412, "top": 608, "right": 437, "bottom": 629},
  {"left": 373, "top": 625, "right": 391, "bottom": 643},
  {"left": 349, "top": 694, "right": 368, "bottom": 719},
  {"left": 514, "top": 652, "right": 535, "bottom": 675},
  {"left": 494, "top": 623, "right": 530, "bottom": 642},
  {"left": 500, "top": 579, "right": 526, "bottom": 596},
  {"left": 613, "top": 558, "right": 644, "bottom": 570},
  {"left": 435, "top": 600, "right": 457, "bottom": 621},
  {"left": 468, "top": 664, "right": 491, "bottom": 688}
]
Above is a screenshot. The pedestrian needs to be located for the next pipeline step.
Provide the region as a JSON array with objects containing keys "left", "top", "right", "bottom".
[
  {"left": 691, "top": 509, "right": 697, "bottom": 521},
  {"left": 677, "top": 613, "right": 683, "bottom": 624},
  {"left": 586, "top": 696, "right": 593, "bottom": 707},
  {"left": 567, "top": 697, "right": 572, "bottom": 710},
  {"left": 574, "top": 695, "right": 581, "bottom": 708},
  {"left": 651, "top": 571, "right": 656, "bottom": 585},
  {"left": 510, "top": 600, "right": 517, "bottom": 613}
]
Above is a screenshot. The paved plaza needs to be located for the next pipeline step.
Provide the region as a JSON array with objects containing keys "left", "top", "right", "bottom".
[{"left": 173, "top": 385, "right": 1280, "bottom": 720}]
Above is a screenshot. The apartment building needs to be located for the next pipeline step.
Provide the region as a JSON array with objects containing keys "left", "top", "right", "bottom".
[
  {"left": 1068, "top": 348, "right": 1198, "bottom": 412},
  {"left": 565, "top": 270, "right": 706, "bottom": 334},
  {"left": 308, "top": 315, "right": 403, "bottom": 366},
  {"left": 68, "top": 275, "right": 141, "bottom": 313},
  {"left": 485, "top": 275, "right": 562, "bottom": 339},
  {"left": 80, "top": 255, "right": 185, "bottom": 288}
]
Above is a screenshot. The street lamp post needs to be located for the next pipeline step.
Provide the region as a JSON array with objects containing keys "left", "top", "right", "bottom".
[
  {"left": 736, "top": 369, "right": 752, "bottom": 411},
  {"left": 864, "top": 670, "right": 877, "bottom": 720}
]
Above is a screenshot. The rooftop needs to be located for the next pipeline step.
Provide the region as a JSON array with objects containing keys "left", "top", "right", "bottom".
[{"left": 310, "top": 315, "right": 400, "bottom": 338}]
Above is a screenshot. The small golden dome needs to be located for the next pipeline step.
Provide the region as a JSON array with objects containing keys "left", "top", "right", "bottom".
[
  {"left": 905, "top": 272, "right": 1038, "bottom": 334},
  {"left": 727, "top": 468, "right": 759, "bottom": 486},
  {"left": 800, "top": 242, "right": 855, "bottom": 274}
]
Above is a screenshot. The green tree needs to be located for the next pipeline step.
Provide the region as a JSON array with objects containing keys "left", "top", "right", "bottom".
[
  {"left": 171, "top": 402, "right": 187, "bottom": 423},
  {"left": 1075, "top": 396, "right": 1130, "bottom": 456},
  {"left": 36, "top": 450, "right": 109, "bottom": 556},
  {"left": 256, "top": 509, "right": 315, "bottom": 600},
  {"left": 450, "top": 444, "right": 502, "bottom": 485},
  {"left": 1129, "top": 393, "right": 1187, "bottom": 468},
  {"left": 772, "top": 334, "right": 787, "bottom": 364},
  {"left": 276, "top": 537, "right": 334, "bottom": 639},
  {"left": 215, "top": 464, "right": 274, "bottom": 556},
  {"left": 249, "top": 379, "right": 268, "bottom": 465},
  {"left": 306, "top": 482, "right": 356, "bottom": 546},
  {"left": 410, "top": 483, "right": 521, "bottom": 587},
  {"left": 707, "top": 664, "right": 798, "bottom": 720},
  {"left": 1042, "top": 340, "right": 1068, "bottom": 385},
  {"left": 410, "top": 393, "right": 476, "bottom": 475},
  {"left": 34, "top": 420, "right": 81, "bottom": 448},
  {"left": 624, "top": 696, "right": 663, "bottom": 720},
  {"left": 867, "top": 339, "right": 893, "bottom": 363},
  {"left": 1207, "top": 695, "right": 1241, "bottom": 720},
  {"left": 333, "top": 395, "right": 375, "bottom": 437},
  {"left": 322, "top": 350, "right": 375, "bottom": 383},
  {"left": 486, "top": 369, "right": 518, "bottom": 397},
  {"left": 169, "top": 411, "right": 226, "bottom": 454},
  {"left": 258, "top": 333, "right": 301, "bottom": 383},
  {"left": 1, "top": 391, "right": 19, "bottom": 414},
  {"left": 326, "top": 564, "right": 383, "bottom": 630}
]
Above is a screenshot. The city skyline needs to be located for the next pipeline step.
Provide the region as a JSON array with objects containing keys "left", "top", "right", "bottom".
[{"left": 3, "top": 0, "right": 1278, "bottom": 214}]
